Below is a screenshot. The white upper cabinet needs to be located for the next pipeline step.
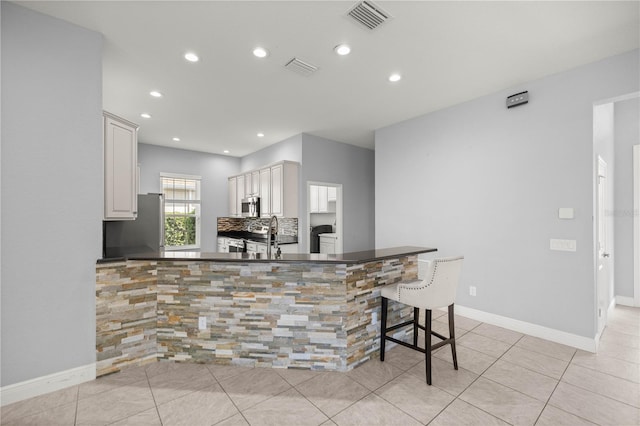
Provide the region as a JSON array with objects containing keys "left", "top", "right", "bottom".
[
  {"left": 244, "top": 172, "right": 253, "bottom": 196},
  {"left": 318, "top": 185, "right": 328, "bottom": 213},
  {"left": 268, "top": 162, "right": 298, "bottom": 218},
  {"left": 237, "top": 174, "right": 245, "bottom": 215},
  {"left": 328, "top": 186, "right": 337, "bottom": 202},
  {"left": 309, "top": 185, "right": 319, "bottom": 213},
  {"left": 309, "top": 184, "right": 335, "bottom": 214},
  {"left": 103, "top": 111, "right": 138, "bottom": 220},
  {"left": 228, "top": 176, "right": 238, "bottom": 217},
  {"left": 228, "top": 161, "right": 299, "bottom": 218},
  {"left": 270, "top": 163, "right": 284, "bottom": 217},
  {"left": 259, "top": 167, "right": 271, "bottom": 216},
  {"left": 251, "top": 170, "right": 260, "bottom": 195}
]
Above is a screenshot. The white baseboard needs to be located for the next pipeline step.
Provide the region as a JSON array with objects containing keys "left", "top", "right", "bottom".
[
  {"left": 0, "top": 363, "right": 95, "bottom": 406},
  {"left": 455, "top": 305, "right": 597, "bottom": 353},
  {"left": 615, "top": 295, "right": 637, "bottom": 307}
]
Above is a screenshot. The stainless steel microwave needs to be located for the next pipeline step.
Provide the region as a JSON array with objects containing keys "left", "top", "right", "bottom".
[{"left": 241, "top": 196, "right": 260, "bottom": 217}]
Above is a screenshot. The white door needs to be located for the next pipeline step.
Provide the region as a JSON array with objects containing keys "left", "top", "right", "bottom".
[{"left": 596, "top": 156, "right": 611, "bottom": 335}]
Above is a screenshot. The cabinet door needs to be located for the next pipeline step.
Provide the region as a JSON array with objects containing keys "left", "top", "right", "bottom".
[
  {"left": 228, "top": 177, "right": 237, "bottom": 217},
  {"left": 217, "top": 238, "right": 228, "bottom": 253},
  {"left": 270, "top": 164, "right": 284, "bottom": 217},
  {"left": 319, "top": 241, "right": 334, "bottom": 254},
  {"left": 104, "top": 113, "right": 138, "bottom": 220},
  {"left": 259, "top": 168, "right": 271, "bottom": 217},
  {"left": 257, "top": 243, "right": 268, "bottom": 254},
  {"left": 244, "top": 173, "right": 253, "bottom": 196},
  {"left": 237, "top": 174, "right": 245, "bottom": 216},
  {"left": 328, "top": 187, "right": 337, "bottom": 202},
  {"left": 309, "top": 185, "right": 319, "bottom": 213},
  {"left": 279, "top": 244, "right": 298, "bottom": 254},
  {"left": 318, "top": 186, "right": 328, "bottom": 213},
  {"left": 251, "top": 171, "right": 260, "bottom": 195}
]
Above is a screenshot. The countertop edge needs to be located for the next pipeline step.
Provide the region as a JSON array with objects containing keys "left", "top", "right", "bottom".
[{"left": 97, "top": 246, "right": 436, "bottom": 264}]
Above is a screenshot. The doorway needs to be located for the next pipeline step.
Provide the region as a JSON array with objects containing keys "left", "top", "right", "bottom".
[
  {"left": 306, "top": 182, "right": 343, "bottom": 254},
  {"left": 596, "top": 156, "right": 611, "bottom": 335}
]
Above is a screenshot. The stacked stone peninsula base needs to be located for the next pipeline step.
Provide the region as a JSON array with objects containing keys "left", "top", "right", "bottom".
[{"left": 96, "top": 247, "right": 435, "bottom": 377}]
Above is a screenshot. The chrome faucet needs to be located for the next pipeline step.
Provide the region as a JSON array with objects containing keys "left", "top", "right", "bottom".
[{"left": 266, "top": 215, "right": 279, "bottom": 258}]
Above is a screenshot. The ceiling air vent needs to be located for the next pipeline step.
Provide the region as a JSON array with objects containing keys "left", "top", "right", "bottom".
[
  {"left": 284, "top": 57, "right": 318, "bottom": 76},
  {"left": 347, "top": 1, "right": 391, "bottom": 30}
]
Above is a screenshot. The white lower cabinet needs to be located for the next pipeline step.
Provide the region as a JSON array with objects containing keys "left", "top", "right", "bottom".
[
  {"left": 246, "top": 242, "right": 268, "bottom": 254},
  {"left": 217, "top": 237, "right": 228, "bottom": 253},
  {"left": 246, "top": 241, "right": 298, "bottom": 255},
  {"left": 319, "top": 234, "right": 337, "bottom": 254},
  {"left": 279, "top": 244, "right": 298, "bottom": 254}
]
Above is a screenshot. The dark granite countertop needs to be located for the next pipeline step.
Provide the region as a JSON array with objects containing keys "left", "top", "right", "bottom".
[
  {"left": 217, "top": 231, "right": 298, "bottom": 245},
  {"left": 98, "top": 246, "right": 436, "bottom": 264}
]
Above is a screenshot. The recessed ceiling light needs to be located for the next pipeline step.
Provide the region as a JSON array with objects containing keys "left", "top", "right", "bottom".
[
  {"left": 150, "top": 90, "right": 163, "bottom": 98},
  {"left": 140, "top": 113, "right": 151, "bottom": 119},
  {"left": 223, "top": 150, "right": 230, "bottom": 154},
  {"left": 334, "top": 44, "right": 351, "bottom": 56},
  {"left": 184, "top": 52, "right": 199, "bottom": 62},
  {"left": 388, "top": 73, "right": 402, "bottom": 82},
  {"left": 253, "top": 47, "right": 269, "bottom": 58},
  {"left": 172, "top": 137, "right": 180, "bottom": 142},
  {"left": 257, "top": 133, "right": 265, "bottom": 138}
]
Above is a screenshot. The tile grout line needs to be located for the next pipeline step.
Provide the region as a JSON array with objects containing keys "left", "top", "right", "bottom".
[
  {"left": 73, "top": 385, "right": 80, "bottom": 426},
  {"left": 447, "top": 330, "right": 525, "bottom": 425},
  {"left": 532, "top": 349, "right": 592, "bottom": 426},
  {"left": 300, "top": 374, "right": 374, "bottom": 422},
  {"left": 145, "top": 366, "right": 165, "bottom": 426},
  {"left": 212, "top": 367, "right": 263, "bottom": 425}
]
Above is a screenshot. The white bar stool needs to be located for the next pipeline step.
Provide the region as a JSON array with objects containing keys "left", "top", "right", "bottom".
[{"left": 379, "top": 256, "right": 464, "bottom": 385}]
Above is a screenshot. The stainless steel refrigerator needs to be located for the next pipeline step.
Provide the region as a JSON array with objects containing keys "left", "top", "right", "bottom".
[{"left": 102, "top": 193, "right": 164, "bottom": 258}]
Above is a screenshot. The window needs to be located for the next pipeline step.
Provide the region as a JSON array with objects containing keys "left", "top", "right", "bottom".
[{"left": 161, "top": 173, "right": 201, "bottom": 250}]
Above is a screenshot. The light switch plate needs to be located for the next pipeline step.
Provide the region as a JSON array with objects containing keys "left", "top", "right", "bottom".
[
  {"left": 550, "top": 239, "right": 577, "bottom": 252},
  {"left": 559, "top": 208, "right": 574, "bottom": 219}
]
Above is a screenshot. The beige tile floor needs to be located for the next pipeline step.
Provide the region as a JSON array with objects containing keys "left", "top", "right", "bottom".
[{"left": 2, "top": 305, "right": 639, "bottom": 425}]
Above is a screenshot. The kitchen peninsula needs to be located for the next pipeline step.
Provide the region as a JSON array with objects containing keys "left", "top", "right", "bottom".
[{"left": 95, "top": 246, "right": 435, "bottom": 377}]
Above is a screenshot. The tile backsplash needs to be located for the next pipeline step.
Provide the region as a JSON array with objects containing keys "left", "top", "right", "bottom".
[{"left": 217, "top": 217, "right": 298, "bottom": 237}]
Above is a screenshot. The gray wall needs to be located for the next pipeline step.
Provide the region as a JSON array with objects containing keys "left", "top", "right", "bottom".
[
  {"left": 614, "top": 97, "right": 640, "bottom": 299},
  {"left": 301, "top": 134, "right": 375, "bottom": 253},
  {"left": 138, "top": 143, "right": 240, "bottom": 252},
  {"left": 240, "top": 134, "right": 302, "bottom": 172},
  {"left": 1, "top": 3, "right": 103, "bottom": 386},
  {"left": 375, "top": 50, "right": 639, "bottom": 339}
]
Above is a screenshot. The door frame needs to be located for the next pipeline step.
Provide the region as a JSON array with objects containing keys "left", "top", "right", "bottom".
[
  {"left": 306, "top": 181, "right": 343, "bottom": 254},
  {"left": 634, "top": 145, "right": 640, "bottom": 306},
  {"left": 595, "top": 155, "right": 610, "bottom": 336}
]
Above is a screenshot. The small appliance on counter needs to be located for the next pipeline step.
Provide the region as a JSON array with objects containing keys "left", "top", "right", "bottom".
[{"left": 102, "top": 193, "right": 164, "bottom": 258}]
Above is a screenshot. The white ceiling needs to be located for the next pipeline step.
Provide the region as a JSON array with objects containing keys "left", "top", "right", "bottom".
[{"left": 17, "top": 1, "right": 640, "bottom": 157}]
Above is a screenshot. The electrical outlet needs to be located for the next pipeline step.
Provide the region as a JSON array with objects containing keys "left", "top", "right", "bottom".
[
  {"left": 469, "top": 286, "right": 477, "bottom": 296},
  {"left": 371, "top": 312, "right": 378, "bottom": 325},
  {"left": 198, "top": 316, "right": 207, "bottom": 330},
  {"left": 550, "top": 239, "right": 577, "bottom": 252}
]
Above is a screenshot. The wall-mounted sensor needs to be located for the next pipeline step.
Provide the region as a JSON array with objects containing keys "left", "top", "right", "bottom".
[{"left": 507, "top": 91, "right": 529, "bottom": 108}]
